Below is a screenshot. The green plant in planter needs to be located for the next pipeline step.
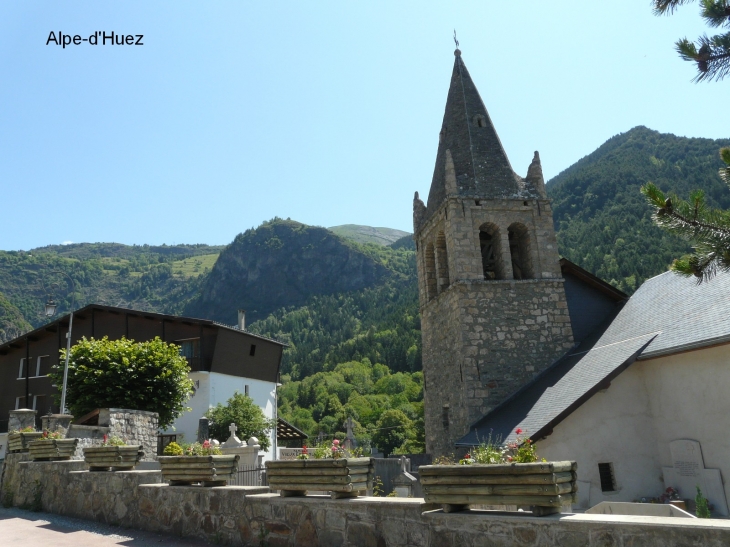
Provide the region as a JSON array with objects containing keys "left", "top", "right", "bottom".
[
  {"left": 101, "top": 434, "right": 127, "bottom": 447},
  {"left": 164, "top": 440, "right": 222, "bottom": 456},
  {"left": 8, "top": 426, "right": 36, "bottom": 434},
  {"left": 163, "top": 441, "right": 184, "bottom": 456}
]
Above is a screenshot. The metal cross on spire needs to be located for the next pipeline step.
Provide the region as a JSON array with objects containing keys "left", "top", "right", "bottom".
[{"left": 453, "top": 29, "right": 459, "bottom": 49}]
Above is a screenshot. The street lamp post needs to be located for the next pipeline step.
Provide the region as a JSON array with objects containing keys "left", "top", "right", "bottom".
[{"left": 43, "top": 272, "right": 77, "bottom": 415}]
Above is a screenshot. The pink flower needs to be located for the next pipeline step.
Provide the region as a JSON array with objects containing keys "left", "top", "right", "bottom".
[
  {"left": 103, "top": 434, "right": 108, "bottom": 444},
  {"left": 302, "top": 445, "right": 308, "bottom": 454},
  {"left": 202, "top": 440, "right": 211, "bottom": 449},
  {"left": 333, "top": 439, "right": 340, "bottom": 446},
  {"left": 507, "top": 456, "right": 513, "bottom": 462}
]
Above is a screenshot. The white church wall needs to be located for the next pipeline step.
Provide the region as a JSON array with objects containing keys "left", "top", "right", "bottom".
[
  {"left": 641, "top": 344, "right": 730, "bottom": 513},
  {"left": 537, "top": 364, "right": 662, "bottom": 508},
  {"left": 538, "top": 342, "right": 730, "bottom": 512}
]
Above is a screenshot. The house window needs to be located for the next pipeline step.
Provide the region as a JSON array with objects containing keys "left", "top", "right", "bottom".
[
  {"left": 245, "top": 385, "right": 250, "bottom": 396},
  {"left": 598, "top": 462, "right": 617, "bottom": 492},
  {"left": 18, "top": 358, "right": 26, "bottom": 380},
  {"left": 15, "top": 396, "right": 26, "bottom": 410},
  {"left": 34, "top": 356, "right": 49, "bottom": 377},
  {"left": 249, "top": 344, "right": 256, "bottom": 357},
  {"left": 177, "top": 338, "right": 200, "bottom": 367}
]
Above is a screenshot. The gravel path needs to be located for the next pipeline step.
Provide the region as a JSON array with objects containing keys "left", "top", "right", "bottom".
[{"left": 0, "top": 506, "right": 211, "bottom": 546}]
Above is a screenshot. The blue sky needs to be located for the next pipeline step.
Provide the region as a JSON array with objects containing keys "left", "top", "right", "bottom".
[{"left": 0, "top": 1, "right": 723, "bottom": 250}]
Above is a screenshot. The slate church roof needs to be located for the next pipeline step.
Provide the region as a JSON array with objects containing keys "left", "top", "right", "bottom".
[
  {"left": 457, "top": 270, "right": 730, "bottom": 448},
  {"left": 424, "top": 50, "right": 541, "bottom": 225}
]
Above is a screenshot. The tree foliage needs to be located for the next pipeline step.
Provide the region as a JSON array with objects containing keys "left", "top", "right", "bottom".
[
  {"left": 205, "top": 391, "right": 274, "bottom": 451},
  {"left": 641, "top": 147, "right": 730, "bottom": 281},
  {"left": 51, "top": 336, "right": 194, "bottom": 429},
  {"left": 549, "top": 126, "right": 730, "bottom": 293},
  {"left": 372, "top": 409, "right": 413, "bottom": 457},
  {"left": 276, "top": 359, "right": 424, "bottom": 454},
  {"left": 653, "top": 0, "right": 730, "bottom": 81}
]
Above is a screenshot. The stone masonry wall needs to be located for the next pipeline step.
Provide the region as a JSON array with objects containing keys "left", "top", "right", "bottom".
[
  {"left": 417, "top": 192, "right": 573, "bottom": 458},
  {"left": 3, "top": 458, "right": 730, "bottom": 546},
  {"left": 422, "top": 279, "right": 573, "bottom": 458},
  {"left": 99, "top": 408, "right": 159, "bottom": 460}
]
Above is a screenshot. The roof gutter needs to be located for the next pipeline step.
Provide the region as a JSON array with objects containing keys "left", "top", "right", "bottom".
[{"left": 637, "top": 333, "right": 730, "bottom": 360}]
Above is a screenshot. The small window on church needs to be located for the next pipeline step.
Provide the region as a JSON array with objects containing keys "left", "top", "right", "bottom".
[
  {"left": 250, "top": 344, "right": 257, "bottom": 357},
  {"left": 479, "top": 223, "right": 502, "bottom": 280},
  {"left": 598, "top": 462, "right": 617, "bottom": 492},
  {"left": 473, "top": 114, "right": 486, "bottom": 128},
  {"left": 442, "top": 405, "right": 450, "bottom": 429}
]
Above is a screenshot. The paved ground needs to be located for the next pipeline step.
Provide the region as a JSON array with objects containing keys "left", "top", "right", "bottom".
[{"left": 0, "top": 506, "right": 211, "bottom": 546}]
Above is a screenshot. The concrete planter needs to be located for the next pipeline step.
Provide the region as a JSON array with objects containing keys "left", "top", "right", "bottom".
[
  {"left": 7, "top": 432, "right": 43, "bottom": 453},
  {"left": 28, "top": 438, "right": 79, "bottom": 461},
  {"left": 420, "top": 460, "right": 578, "bottom": 515},
  {"left": 83, "top": 445, "right": 144, "bottom": 471},
  {"left": 158, "top": 454, "right": 240, "bottom": 486},
  {"left": 266, "top": 457, "right": 374, "bottom": 499}
]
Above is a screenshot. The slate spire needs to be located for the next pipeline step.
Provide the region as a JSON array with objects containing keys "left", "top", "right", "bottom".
[{"left": 424, "top": 50, "right": 539, "bottom": 222}]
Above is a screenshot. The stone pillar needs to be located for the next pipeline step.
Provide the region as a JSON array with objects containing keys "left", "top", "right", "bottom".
[
  {"left": 198, "top": 417, "right": 209, "bottom": 444},
  {"left": 8, "top": 409, "right": 37, "bottom": 432},
  {"left": 41, "top": 414, "right": 74, "bottom": 436}
]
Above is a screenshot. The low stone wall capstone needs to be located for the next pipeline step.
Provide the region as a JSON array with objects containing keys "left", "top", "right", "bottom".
[{"left": 3, "top": 457, "right": 730, "bottom": 546}]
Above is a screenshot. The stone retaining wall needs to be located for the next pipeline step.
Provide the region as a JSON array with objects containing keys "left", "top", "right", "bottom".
[{"left": 3, "top": 458, "right": 730, "bottom": 546}]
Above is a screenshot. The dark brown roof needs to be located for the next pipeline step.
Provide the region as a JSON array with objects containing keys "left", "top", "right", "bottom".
[
  {"left": 0, "top": 303, "right": 287, "bottom": 355},
  {"left": 277, "top": 417, "right": 308, "bottom": 441}
]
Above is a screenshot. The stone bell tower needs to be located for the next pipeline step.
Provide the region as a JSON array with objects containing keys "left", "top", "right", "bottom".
[{"left": 415, "top": 49, "right": 574, "bottom": 457}]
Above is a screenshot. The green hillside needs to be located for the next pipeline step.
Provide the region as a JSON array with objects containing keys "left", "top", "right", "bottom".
[
  {"left": 0, "top": 292, "right": 32, "bottom": 344},
  {"left": 547, "top": 126, "right": 730, "bottom": 293},
  {"left": 0, "top": 243, "right": 222, "bottom": 329},
  {"left": 328, "top": 224, "right": 410, "bottom": 246}
]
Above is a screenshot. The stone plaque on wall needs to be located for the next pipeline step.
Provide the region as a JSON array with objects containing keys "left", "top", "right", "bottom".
[{"left": 662, "top": 439, "right": 729, "bottom": 516}]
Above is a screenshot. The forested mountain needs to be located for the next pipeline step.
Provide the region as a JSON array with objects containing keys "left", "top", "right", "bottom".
[
  {"left": 3, "top": 126, "right": 730, "bottom": 449},
  {"left": 547, "top": 126, "right": 730, "bottom": 293},
  {"left": 0, "top": 292, "right": 31, "bottom": 344},
  {"left": 185, "top": 219, "right": 395, "bottom": 325},
  {"left": 0, "top": 243, "right": 222, "bottom": 333},
  {"left": 327, "top": 225, "right": 410, "bottom": 246}
]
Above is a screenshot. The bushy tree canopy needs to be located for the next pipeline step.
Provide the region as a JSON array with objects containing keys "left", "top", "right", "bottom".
[
  {"left": 205, "top": 391, "right": 274, "bottom": 451},
  {"left": 52, "top": 336, "right": 194, "bottom": 429},
  {"left": 372, "top": 409, "right": 412, "bottom": 457}
]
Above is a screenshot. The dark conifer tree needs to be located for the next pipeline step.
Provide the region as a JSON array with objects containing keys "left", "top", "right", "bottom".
[{"left": 653, "top": 0, "right": 730, "bottom": 81}]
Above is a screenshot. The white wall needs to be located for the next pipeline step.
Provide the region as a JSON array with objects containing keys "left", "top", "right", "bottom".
[
  {"left": 538, "top": 343, "right": 730, "bottom": 510},
  {"left": 164, "top": 372, "right": 277, "bottom": 462}
]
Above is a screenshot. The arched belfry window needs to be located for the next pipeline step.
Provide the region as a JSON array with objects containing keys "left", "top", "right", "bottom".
[
  {"left": 473, "top": 114, "right": 487, "bottom": 128},
  {"left": 425, "top": 242, "right": 437, "bottom": 300},
  {"left": 436, "top": 231, "right": 450, "bottom": 293},
  {"left": 479, "top": 223, "right": 503, "bottom": 280},
  {"left": 508, "top": 223, "right": 533, "bottom": 280}
]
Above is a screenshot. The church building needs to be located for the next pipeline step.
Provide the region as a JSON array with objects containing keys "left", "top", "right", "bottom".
[{"left": 415, "top": 49, "right": 730, "bottom": 515}]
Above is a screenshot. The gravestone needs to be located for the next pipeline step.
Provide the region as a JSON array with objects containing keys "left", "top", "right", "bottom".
[{"left": 662, "top": 439, "right": 729, "bottom": 516}]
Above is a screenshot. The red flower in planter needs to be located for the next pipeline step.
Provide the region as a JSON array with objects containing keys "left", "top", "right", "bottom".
[{"left": 515, "top": 428, "right": 523, "bottom": 435}]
